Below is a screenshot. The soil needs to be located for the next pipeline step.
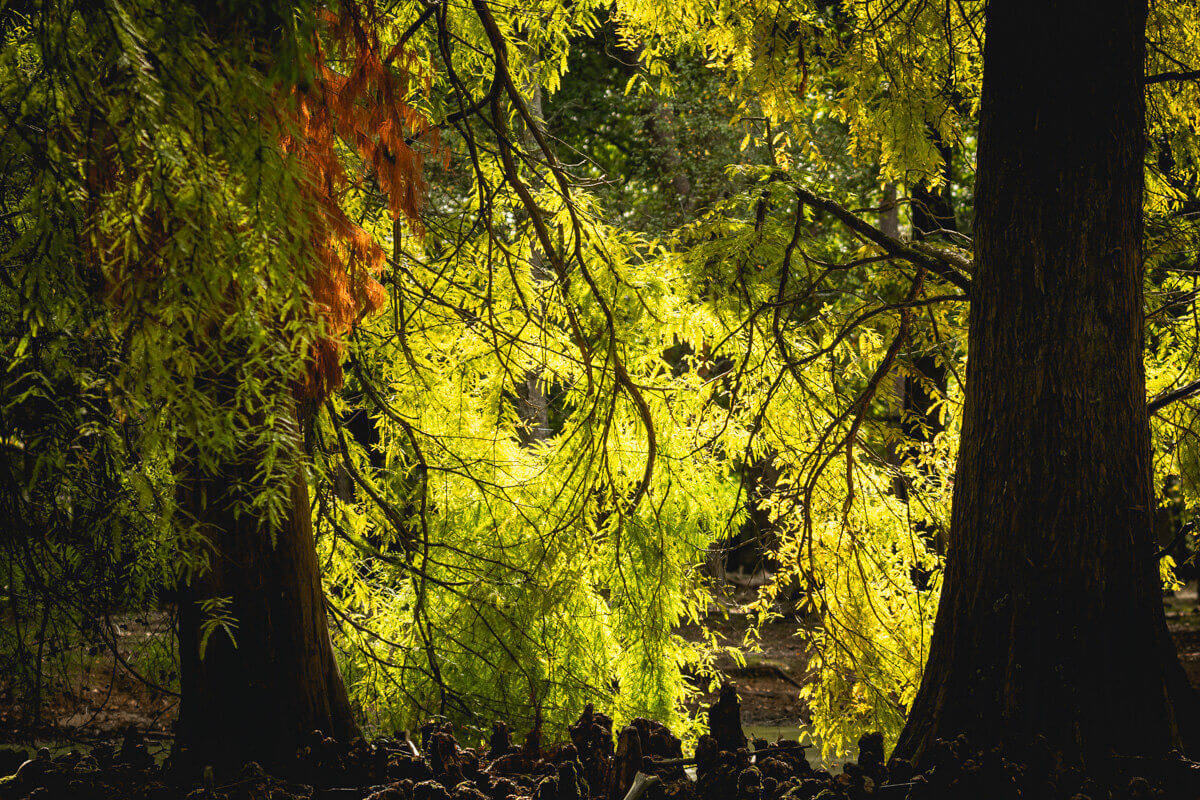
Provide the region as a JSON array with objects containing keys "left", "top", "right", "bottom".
[
  {"left": 1164, "top": 584, "right": 1200, "bottom": 689},
  {"left": 0, "top": 612, "right": 177, "bottom": 746},
  {"left": 679, "top": 609, "right": 811, "bottom": 732}
]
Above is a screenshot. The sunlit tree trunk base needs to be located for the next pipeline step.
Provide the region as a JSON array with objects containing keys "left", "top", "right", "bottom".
[{"left": 892, "top": 0, "right": 1200, "bottom": 767}]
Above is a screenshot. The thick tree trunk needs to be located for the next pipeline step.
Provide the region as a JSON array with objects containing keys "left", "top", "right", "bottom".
[
  {"left": 175, "top": 403, "right": 357, "bottom": 775},
  {"left": 893, "top": 0, "right": 1199, "bottom": 765}
]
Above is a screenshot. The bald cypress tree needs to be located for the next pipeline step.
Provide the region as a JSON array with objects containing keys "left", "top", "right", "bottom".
[{"left": 893, "top": 0, "right": 1200, "bottom": 764}]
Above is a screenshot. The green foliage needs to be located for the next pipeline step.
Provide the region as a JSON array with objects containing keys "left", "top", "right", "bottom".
[
  {"left": 4, "top": 0, "right": 1200, "bottom": 766},
  {"left": 316, "top": 141, "right": 742, "bottom": 736},
  {"left": 0, "top": 0, "right": 328, "bottom": 703},
  {"left": 197, "top": 598, "right": 239, "bottom": 659}
]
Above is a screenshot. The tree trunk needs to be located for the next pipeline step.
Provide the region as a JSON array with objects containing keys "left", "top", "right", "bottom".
[
  {"left": 892, "top": 0, "right": 1199, "bottom": 765},
  {"left": 902, "top": 161, "right": 953, "bottom": 468},
  {"left": 895, "top": 164, "right": 954, "bottom": 559},
  {"left": 514, "top": 71, "right": 555, "bottom": 446},
  {"left": 176, "top": 402, "right": 358, "bottom": 775}
]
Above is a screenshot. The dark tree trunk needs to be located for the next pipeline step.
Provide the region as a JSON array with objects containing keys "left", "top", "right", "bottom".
[
  {"left": 892, "top": 165, "right": 954, "bottom": 508},
  {"left": 909, "top": 150, "right": 955, "bottom": 241},
  {"left": 175, "top": 402, "right": 358, "bottom": 775},
  {"left": 893, "top": 161, "right": 954, "bottom": 564},
  {"left": 902, "top": 162, "right": 953, "bottom": 461},
  {"left": 893, "top": 0, "right": 1199, "bottom": 765}
]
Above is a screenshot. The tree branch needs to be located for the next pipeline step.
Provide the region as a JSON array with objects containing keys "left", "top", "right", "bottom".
[
  {"left": 791, "top": 185, "right": 973, "bottom": 294},
  {"left": 1146, "top": 69, "right": 1200, "bottom": 85},
  {"left": 1150, "top": 378, "right": 1200, "bottom": 413}
]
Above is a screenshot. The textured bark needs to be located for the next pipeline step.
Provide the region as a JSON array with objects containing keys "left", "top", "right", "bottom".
[
  {"left": 176, "top": 402, "right": 357, "bottom": 775},
  {"left": 893, "top": 0, "right": 1199, "bottom": 765},
  {"left": 609, "top": 725, "right": 643, "bottom": 800}
]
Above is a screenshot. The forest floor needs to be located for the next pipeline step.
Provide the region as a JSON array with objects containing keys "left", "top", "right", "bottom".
[
  {"left": 3, "top": 581, "right": 1200, "bottom": 755},
  {"left": 680, "top": 612, "right": 811, "bottom": 736},
  {"left": 1164, "top": 579, "right": 1200, "bottom": 686},
  {"left": 0, "top": 611, "right": 177, "bottom": 752}
]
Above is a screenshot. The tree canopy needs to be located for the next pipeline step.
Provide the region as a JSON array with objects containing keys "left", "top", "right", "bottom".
[{"left": 2, "top": 0, "right": 1200, "bottom": 771}]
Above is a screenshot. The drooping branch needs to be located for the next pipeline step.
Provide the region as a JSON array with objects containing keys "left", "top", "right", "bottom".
[{"left": 470, "top": 0, "right": 658, "bottom": 515}]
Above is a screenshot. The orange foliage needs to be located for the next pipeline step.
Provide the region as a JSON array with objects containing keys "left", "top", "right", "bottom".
[
  {"left": 83, "top": 2, "right": 434, "bottom": 401},
  {"left": 283, "top": 0, "right": 441, "bottom": 400}
]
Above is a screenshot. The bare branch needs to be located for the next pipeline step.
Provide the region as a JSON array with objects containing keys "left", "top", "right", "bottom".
[
  {"left": 1146, "top": 69, "right": 1200, "bottom": 85},
  {"left": 1150, "top": 378, "right": 1200, "bottom": 413},
  {"left": 791, "top": 185, "right": 973, "bottom": 294}
]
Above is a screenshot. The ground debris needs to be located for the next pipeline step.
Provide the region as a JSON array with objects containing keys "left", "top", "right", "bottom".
[{"left": 4, "top": 689, "right": 1200, "bottom": 799}]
